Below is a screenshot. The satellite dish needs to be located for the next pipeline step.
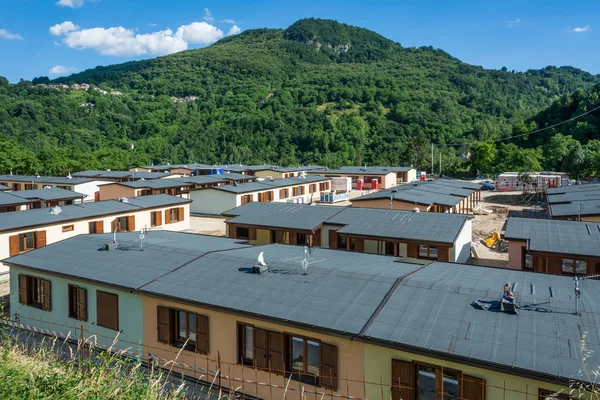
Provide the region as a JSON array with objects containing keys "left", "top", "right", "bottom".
[
  {"left": 258, "top": 252, "right": 266, "bottom": 266},
  {"left": 139, "top": 227, "right": 146, "bottom": 250},
  {"left": 301, "top": 246, "right": 309, "bottom": 275},
  {"left": 119, "top": 197, "right": 130, "bottom": 203},
  {"left": 49, "top": 205, "right": 62, "bottom": 215}
]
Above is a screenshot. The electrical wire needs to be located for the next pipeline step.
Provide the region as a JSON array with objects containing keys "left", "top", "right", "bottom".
[{"left": 443, "top": 101, "right": 600, "bottom": 147}]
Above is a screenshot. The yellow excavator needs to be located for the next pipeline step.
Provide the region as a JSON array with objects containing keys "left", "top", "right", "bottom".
[{"left": 484, "top": 231, "right": 501, "bottom": 248}]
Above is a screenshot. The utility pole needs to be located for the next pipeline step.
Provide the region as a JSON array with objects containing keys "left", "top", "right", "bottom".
[{"left": 431, "top": 143, "right": 434, "bottom": 176}]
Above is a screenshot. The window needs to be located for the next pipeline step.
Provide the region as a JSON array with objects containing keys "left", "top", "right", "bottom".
[
  {"left": 89, "top": 221, "right": 97, "bottom": 234},
  {"left": 68, "top": 285, "right": 87, "bottom": 321},
  {"left": 309, "top": 184, "right": 317, "bottom": 193},
  {"left": 241, "top": 194, "right": 253, "bottom": 205},
  {"left": 280, "top": 188, "right": 289, "bottom": 199},
  {"left": 385, "top": 242, "right": 395, "bottom": 256},
  {"left": 538, "top": 389, "right": 572, "bottom": 399},
  {"left": 165, "top": 207, "right": 184, "bottom": 224},
  {"left": 338, "top": 235, "right": 347, "bottom": 250},
  {"left": 236, "top": 324, "right": 338, "bottom": 390},
  {"left": 319, "top": 182, "right": 329, "bottom": 191},
  {"left": 237, "top": 227, "right": 250, "bottom": 240},
  {"left": 296, "top": 233, "right": 307, "bottom": 245},
  {"left": 562, "top": 259, "right": 587, "bottom": 274},
  {"left": 62, "top": 224, "right": 74, "bottom": 232},
  {"left": 525, "top": 254, "right": 533, "bottom": 270},
  {"left": 116, "top": 217, "right": 128, "bottom": 231},
  {"left": 96, "top": 291, "right": 119, "bottom": 331},
  {"left": 18, "top": 275, "right": 51, "bottom": 311},
  {"left": 19, "top": 232, "right": 35, "bottom": 252},
  {"left": 238, "top": 324, "right": 254, "bottom": 366},
  {"left": 89, "top": 221, "right": 103, "bottom": 234},
  {"left": 156, "top": 306, "right": 209, "bottom": 354},
  {"left": 419, "top": 245, "right": 438, "bottom": 259},
  {"left": 151, "top": 211, "right": 162, "bottom": 227},
  {"left": 417, "top": 364, "right": 460, "bottom": 400},
  {"left": 349, "top": 238, "right": 356, "bottom": 251}
]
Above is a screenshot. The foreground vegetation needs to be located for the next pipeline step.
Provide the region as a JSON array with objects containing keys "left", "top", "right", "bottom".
[
  {"left": 1, "top": 18, "right": 599, "bottom": 176},
  {"left": 0, "top": 334, "right": 185, "bottom": 399}
]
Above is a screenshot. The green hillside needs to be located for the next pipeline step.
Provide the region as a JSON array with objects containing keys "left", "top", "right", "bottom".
[{"left": 0, "top": 18, "right": 599, "bottom": 175}]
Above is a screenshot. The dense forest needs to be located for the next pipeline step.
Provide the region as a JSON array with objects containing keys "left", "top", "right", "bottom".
[{"left": 1, "top": 18, "right": 599, "bottom": 177}]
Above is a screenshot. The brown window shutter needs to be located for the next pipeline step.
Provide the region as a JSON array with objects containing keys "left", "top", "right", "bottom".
[
  {"left": 9, "top": 235, "right": 19, "bottom": 256},
  {"left": 164, "top": 210, "right": 171, "bottom": 224},
  {"left": 548, "top": 258, "right": 562, "bottom": 274},
  {"left": 41, "top": 279, "right": 51, "bottom": 311},
  {"left": 156, "top": 211, "right": 162, "bottom": 226},
  {"left": 462, "top": 375, "right": 485, "bottom": 400},
  {"left": 329, "top": 230, "right": 338, "bottom": 250},
  {"left": 230, "top": 226, "right": 237, "bottom": 239},
  {"left": 36, "top": 230, "right": 47, "bottom": 248},
  {"left": 127, "top": 215, "right": 135, "bottom": 232},
  {"left": 355, "top": 238, "right": 364, "bottom": 252},
  {"left": 313, "top": 232, "right": 321, "bottom": 247},
  {"left": 275, "top": 230, "right": 283, "bottom": 244},
  {"left": 76, "top": 287, "right": 87, "bottom": 321},
  {"left": 438, "top": 246, "right": 450, "bottom": 262},
  {"left": 320, "top": 342, "right": 338, "bottom": 390},
  {"left": 391, "top": 359, "right": 415, "bottom": 400},
  {"left": 177, "top": 207, "right": 184, "bottom": 221},
  {"left": 249, "top": 228, "right": 257, "bottom": 240},
  {"left": 157, "top": 306, "right": 172, "bottom": 344},
  {"left": 195, "top": 314, "right": 209, "bottom": 354},
  {"left": 18, "top": 274, "right": 28, "bottom": 304},
  {"left": 95, "top": 221, "right": 104, "bottom": 233},
  {"left": 267, "top": 331, "right": 285, "bottom": 374},
  {"left": 97, "top": 291, "right": 119, "bottom": 331},
  {"left": 289, "top": 232, "right": 297, "bottom": 245},
  {"left": 407, "top": 243, "right": 418, "bottom": 258},
  {"left": 253, "top": 328, "right": 268, "bottom": 369}
]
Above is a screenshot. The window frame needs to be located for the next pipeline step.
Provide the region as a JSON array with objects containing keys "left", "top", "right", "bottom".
[
  {"left": 561, "top": 258, "right": 588, "bottom": 275},
  {"left": 19, "top": 232, "right": 36, "bottom": 253},
  {"left": 68, "top": 284, "right": 87, "bottom": 321},
  {"left": 538, "top": 388, "right": 572, "bottom": 399},
  {"left": 174, "top": 309, "right": 197, "bottom": 351},
  {"left": 169, "top": 208, "right": 178, "bottom": 223},
  {"left": 96, "top": 290, "right": 119, "bottom": 331},
  {"left": 288, "top": 334, "right": 321, "bottom": 387},
  {"left": 418, "top": 245, "right": 438, "bottom": 260},
  {"left": 88, "top": 221, "right": 97, "bottom": 234},
  {"left": 116, "top": 217, "right": 128, "bottom": 231},
  {"left": 238, "top": 323, "right": 255, "bottom": 367},
  {"left": 62, "top": 224, "right": 75, "bottom": 232},
  {"left": 241, "top": 194, "right": 253, "bottom": 205},
  {"left": 151, "top": 211, "right": 159, "bottom": 227},
  {"left": 415, "top": 362, "right": 462, "bottom": 400},
  {"left": 236, "top": 227, "right": 250, "bottom": 240}
]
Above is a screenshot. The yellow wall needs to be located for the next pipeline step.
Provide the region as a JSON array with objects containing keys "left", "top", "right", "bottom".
[
  {"left": 582, "top": 216, "right": 600, "bottom": 222},
  {"left": 142, "top": 295, "right": 366, "bottom": 400},
  {"left": 364, "top": 344, "right": 573, "bottom": 400},
  {"left": 98, "top": 184, "right": 137, "bottom": 201},
  {"left": 256, "top": 228, "right": 271, "bottom": 244},
  {"left": 352, "top": 199, "right": 430, "bottom": 212}
]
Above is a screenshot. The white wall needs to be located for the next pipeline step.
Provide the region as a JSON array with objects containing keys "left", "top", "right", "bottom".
[
  {"left": 451, "top": 219, "right": 472, "bottom": 263},
  {"left": 72, "top": 181, "right": 105, "bottom": 202},
  {"left": 0, "top": 203, "right": 191, "bottom": 274}
]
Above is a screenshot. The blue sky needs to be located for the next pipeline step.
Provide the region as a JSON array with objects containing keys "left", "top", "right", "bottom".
[{"left": 0, "top": 0, "right": 597, "bottom": 82}]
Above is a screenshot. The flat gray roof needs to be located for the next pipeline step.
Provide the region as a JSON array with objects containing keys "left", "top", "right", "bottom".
[
  {"left": 312, "top": 166, "right": 413, "bottom": 175},
  {"left": 11, "top": 188, "right": 85, "bottom": 201},
  {"left": 72, "top": 170, "right": 176, "bottom": 180},
  {"left": 224, "top": 203, "right": 344, "bottom": 231},
  {"left": 0, "top": 174, "right": 95, "bottom": 185},
  {"left": 505, "top": 217, "right": 600, "bottom": 257},
  {"left": 212, "top": 176, "right": 328, "bottom": 194},
  {"left": 547, "top": 191, "right": 600, "bottom": 204},
  {"left": 329, "top": 208, "right": 468, "bottom": 244},
  {"left": 362, "top": 262, "right": 600, "bottom": 383},
  {"left": 0, "top": 192, "right": 32, "bottom": 207},
  {"left": 548, "top": 200, "right": 600, "bottom": 218},
  {"left": 109, "top": 180, "right": 188, "bottom": 190},
  {"left": 0, "top": 194, "right": 187, "bottom": 232},
  {"left": 140, "top": 244, "right": 422, "bottom": 336},
  {"left": 546, "top": 184, "right": 600, "bottom": 195},
  {"left": 352, "top": 179, "right": 480, "bottom": 207},
  {"left": 5, "top": 232, "right": 251, "bottom": 289},
  {"left": 0, "top": 184, "right": 9, "bottom": 191}
]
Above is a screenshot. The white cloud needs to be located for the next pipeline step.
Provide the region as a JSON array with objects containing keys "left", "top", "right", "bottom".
[
  {"left": 203, "top": 8, "right": 214, "bottom": 22},
  {"left": 53, "top": 41, "right": 61, "bottom": 46},
  {"left": 574, "top": 25, "right": 590, "bottom": 32},
  {"left": 227, "top": 25, "right": 241, "bottom": 36},
  {"left": 223, "top": 19, "right": 236, "bottom": 24},
  {"left": 0, "top": 29, "right": 22, "bottom": 40},
  {"left": 504, "top": 19, "right": 520, "bottom": 28},
  {"left": 49, "top": 65, "right": 79, "bottom": 75},
  {"left": 176, "top": 22, "right": 223, "bottom": 44},
  {"left": 56, "top": 0, "right": 85, "bottom": 8},
  {"left": 50, "top": 21, "right": 80, "bottom": 36},
  {"left": 147, "top": 23, "right": 157, "bottom": 27}
]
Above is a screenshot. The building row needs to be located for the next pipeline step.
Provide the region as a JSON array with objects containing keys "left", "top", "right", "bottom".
[{"left": 6, "top": 231, "right": 592, "bottom": 400}]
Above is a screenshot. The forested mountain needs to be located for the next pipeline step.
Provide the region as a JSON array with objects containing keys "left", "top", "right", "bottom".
[{"left": 1, "top": 18, "right": 599, "bottom": 175}]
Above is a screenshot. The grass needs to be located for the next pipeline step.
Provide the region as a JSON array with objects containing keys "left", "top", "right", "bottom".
[{"left": 0, "top": 333, "right": 186, "bottom": 400}]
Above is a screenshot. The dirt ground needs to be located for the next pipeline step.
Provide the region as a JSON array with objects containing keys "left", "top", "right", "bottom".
[
  {"left": 187, "top": 216, "right": 227, "bottom": 236},
  {"left": 0, "top": 278, "right": 9, "bottom": 297},
  {"left": 469, "top": 191, "right": 547, "bottom": 268}
]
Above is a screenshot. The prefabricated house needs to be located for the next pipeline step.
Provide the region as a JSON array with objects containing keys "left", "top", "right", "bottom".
[
  {"left": 496, "top": 172, "right": 561, "bottom": 191},
  {"left": 223, "top": 202, "right": 472, "bottom": 263},
  {"left": 546, "top": 183, "right": 600, "bottom": 221},
  {"left": 308, "top": 166, "right": 417, "bottom": 189},
  {"left": 0, "top": 175, "right": 105, "bottom": 202},
  {"left": 351, "top": 179, "right": 482, "bottom": 214},
  {"left": 0, "top": 194, "right": 191, "bottom": 274},
  {"left": 98, "top": 179, "right": 190, "bottom": 201},
  {"left": 189, "top": 176, "right": 331, "bottom": 215},
  {"left": 505, "top": 217, "right": 600, "bottom": 274},
  {"left": 10, "top": 188, "right": 85, "bottom": 208},
  {"left": 6, "top": 234, "right": 590, "bottom": 400},
  {"left": 72, "top": 170, "right": 180, "bottom": 182},
  {"left": 0, "top": 191, "right": 33, "bottom": 213}
]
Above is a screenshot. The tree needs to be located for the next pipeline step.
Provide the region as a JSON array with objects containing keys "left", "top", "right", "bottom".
[
  {"left": 544, "top": 133, "right": 580, "bottom": 171},
  {"left": 563, "top": 142, "right": 587, "bottom": 181},
  {"left": 469, "top": 142, "right": 496, "bottom": 177}
]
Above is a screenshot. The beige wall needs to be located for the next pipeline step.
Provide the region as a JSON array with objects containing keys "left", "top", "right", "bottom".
[
  {"left": 98, "top": 184, "right": 137, "bottom": 201},
  {"left": 507, "top": 240, "right": 526, "bottom": 270},
  {"left": 582, "top": 216, "right": 600, "bottom": 222},
  {"left": 364, "top": 344, "right": 572, "bottom": 400},
  {"left": 352, "top": 199, "right": 430, "bottom": 212},
  {"left": 0, "top": 203, "right": 190, "bottom": 274},
  {"left": 142, "top": 295, "right": 366, "bottom": 400}
]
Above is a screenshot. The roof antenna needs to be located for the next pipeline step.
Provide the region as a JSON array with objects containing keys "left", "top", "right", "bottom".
[
  {"left": 139, "top": 226, "right": 146, "bottom": 251},
  {"left": 113, "top": 225, "right": 119, "bottom": 244},
  {"left": 573, "top": 273, "right": 600, "bottom": 315},
  {"left": 67, "top": 171, "right": 72, "bottom": 179},
  {"left": 302, "top": 246, "right": 309, "bottom": 275}
]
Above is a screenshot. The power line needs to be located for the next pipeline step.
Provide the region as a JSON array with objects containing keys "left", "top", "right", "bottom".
[{"left": 443, "top": 101, "right": 600, "bottom": 147}]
